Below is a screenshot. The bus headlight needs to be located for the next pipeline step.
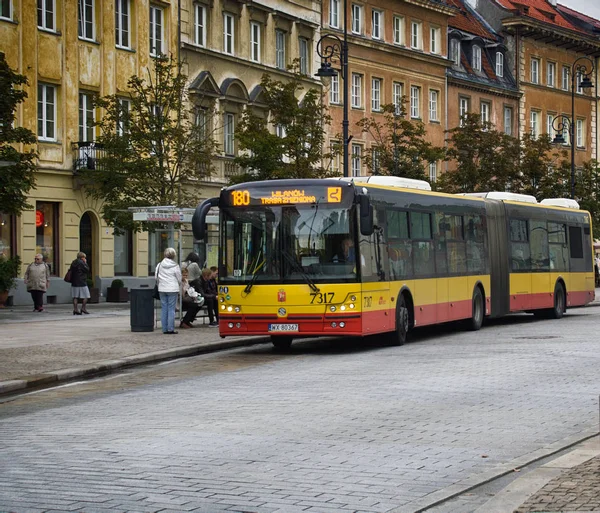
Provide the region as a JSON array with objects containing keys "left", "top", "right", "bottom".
[
  {"left": 340, "top": 305, "right": 346, "bottom": 311},
  {"left": 350, "top": 295, "right": 356, "bottom": 301},
  {"left": 221, "top": 305, "right": 226, "bottom": 310},
  {"left": 228, "top": 323, "right": 234, "bottom": 328},
  {"left": 330, "top": 305, "right": 336, "bottom": 312},
  {"left": 349, "top": 303, "right": 355, "bottom": 309},
  {"left": 339, "top": 322, "right": 345, "bottom": 328},
  {"left": 220, "top": 297, "right": 224, "bottom": 303},
  {"left": 234, "top": 306, "right": 241, "bottom": 313}
]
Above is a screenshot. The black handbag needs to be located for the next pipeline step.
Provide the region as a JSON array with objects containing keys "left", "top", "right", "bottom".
[{"left": 153, "top": 263, "right": 161, "bottom": 299}]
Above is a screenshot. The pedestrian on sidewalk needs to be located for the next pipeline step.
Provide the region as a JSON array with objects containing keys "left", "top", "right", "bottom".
[
  {"left": 155, "top": 247, "right": 182, "bottom": 335},
  {"left": 200, "top": 267, "right": 219, "bottom": 327},
  {"left": 182, "top": 252, "right": 202, "bottom": 291},
  {"left": 24, "top": 254, "right": 50, "bottom": 312},
  {"left": 69, "top": 252, "right": 90, "bottom": 315},
  {"left": 180, "top": 268, "right": 204, "bottom": 329}
]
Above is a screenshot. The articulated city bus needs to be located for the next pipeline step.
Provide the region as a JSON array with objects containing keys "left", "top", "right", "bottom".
[{"left": 192, "top": 177, "right": 595, "bottom": 349}]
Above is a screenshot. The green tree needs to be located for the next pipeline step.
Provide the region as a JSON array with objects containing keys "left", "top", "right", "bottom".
[
  {"left": 0, "top": 53, "right": 37, "bottom": 215},
  {"left": 233, "top": 68, "right": 333, "bottom": 183},
  {"left": 439, "top": 113, "right": 519, "bottom": 193},
  {"left": 81, "top": 56, "right": 217, "bottom": 232},
  {"left": 575, "top": 160, "right": 600, "bottom": 239},
  {"left": 356, "top": 102, "right": 445, "bottom": 181}
]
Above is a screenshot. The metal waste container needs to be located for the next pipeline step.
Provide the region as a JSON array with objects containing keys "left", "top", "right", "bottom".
[{"left": 130, "top": 288, "right": 154, "bottom": 332}]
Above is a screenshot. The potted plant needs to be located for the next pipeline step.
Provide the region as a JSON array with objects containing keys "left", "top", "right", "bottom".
[
  {"left": 0, "top": 255, "right": 21, "bottom": 308},
  {"left": 107, "top": 278, "right": 128, "bottom": 302},
  {"left": 87, "top": 277, "right": 100, "bottom": 304}
]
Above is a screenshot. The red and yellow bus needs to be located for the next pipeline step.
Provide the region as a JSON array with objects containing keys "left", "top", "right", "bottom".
[{"left": 192, "top": 177, "right": 595, "bottom": 349}]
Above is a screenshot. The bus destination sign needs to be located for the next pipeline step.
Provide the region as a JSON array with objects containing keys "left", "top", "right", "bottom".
[{"left": 229, "top": 187, "right": 343, "bottom": 207}]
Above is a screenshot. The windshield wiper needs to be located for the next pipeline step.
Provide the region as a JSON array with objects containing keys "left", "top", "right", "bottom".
[
  {"left": 243, "top": 268, "right": 261, "bottom": 294},
  {"left": 281, "top": 250, "right": 320, "bottom": 293}
]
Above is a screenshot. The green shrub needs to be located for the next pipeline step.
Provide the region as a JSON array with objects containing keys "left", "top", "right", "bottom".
[
  {"left": 0, "top": 255, "right": 21, "bottom": 292},
  {"left": 110, "top": 279, "right": 125, "bottom": 288}
]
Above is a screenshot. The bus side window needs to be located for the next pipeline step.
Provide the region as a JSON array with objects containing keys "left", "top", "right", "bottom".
[
  {"left": 568, "top": 225, "right": 585, "bottom": 273},
  {"left": 446, "top": 215, "right": 466, "bottom": 274},
  {"left": 509, "top": 218, "right": 530, "bottom": 271},
  {"left": 529, "top": 220, "right": 549, "bottom": 270},
  {"left": 548, "top": 222, "right": 568, "bottom": 271},
  {"left": 387, "top": 210, "right": 412, "bottom": 279},
  {"left": 434, "top": 212, "right": 448, "bottom": 275},
  {"left": 465, "top": 214, "right": 485, "bottom": 274},
  {"left": 411, "top": 212, "right": 434, "bottom": 277}
]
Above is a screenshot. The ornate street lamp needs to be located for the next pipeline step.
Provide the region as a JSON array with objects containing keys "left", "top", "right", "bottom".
[
  {"left": 316, "top": 0, "right": 349, "bottom": 178},
  {"left": 552, "top": 56, "right": 594, "bottom": 199}
]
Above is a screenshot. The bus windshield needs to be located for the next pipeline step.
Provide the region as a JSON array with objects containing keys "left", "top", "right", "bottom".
[{"left": 220, "top": 204, "right": 359, "bottom": 285}]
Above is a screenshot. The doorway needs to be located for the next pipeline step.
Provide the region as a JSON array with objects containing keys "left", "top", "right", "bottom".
[{"left": 79, "top": 212, "right": 93, "bottom": 280}]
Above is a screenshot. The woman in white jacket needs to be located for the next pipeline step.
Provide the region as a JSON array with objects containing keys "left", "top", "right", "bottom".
[{"left": 155, "top": 247, "right": 182, "bottom": 334}]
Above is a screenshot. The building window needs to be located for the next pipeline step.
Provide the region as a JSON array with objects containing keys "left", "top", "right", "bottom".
[
  {"left": 429, "top": 161, "right": 437, "bottom": 182},
  {"left": 393, "top": 82, "right": 403, "bottom": 115},
  {"left": 37, "top": 83, "right": 56, "bottom": 141},
  {"left": 149, "top": 5, "right": 164, "bottom": 56},
  {"left": 531, "top": 58, "right": 540, "bottom": 84},
  {"left": 0, "top": 214, "right": 15, "bottom": 258},
  {"left": 410, "top": 86, "right": 420, "bottom": 119},
  {"left": 576, "top": 119, "right": 584, "bottom": 147},
  {"left": 429, "top": 90, "right": 438, "bottom": 121},
  {"left": 372, "top": 9, "right": 382, "bottom": 40},
  {"left": 1, "top": 0, "right": 12, "bottom": 19},
  {"left": 79, "top": 92, "right": 95, "bottom": 142},
  {"left": 371, "top": 78, "right": 381, "bottom": 112},
  {"left": 450, "top": 39, "right": 460, "bottom": 66},
  {"left": 430, "top": 26, "right": 440, "bottom": 54},
  {"left": 195, "top": 4, "right": 206, "bottom": 47},
  {"left": 351, "top": 144, "right": 362, "bottom": 177},
  {"left": 351, "top": 4, "right": 363, "bottom": 34},
  {"left": 78, "top": 0, "right": 95, "bottom": 40},
  {"left": 114, "top": 229, "right": 132, "bottom": 275},
  {"left": 393, "top": 16, "right": 404, "bottom": 45},
  {"left": 562, "top": 66, "right": 570, "bottom": 90},
  {"left": 459, "top": 96, "right": 469, "bottom": 126},
  {"left": 224, "top": 113, "right": 235, "bottom": 156},
  {"left": 411, "top": 21, "right": 421, "bottom": 50},
  {"left": 275, "top": 30, "right": 285, "bottom": 69},
  {"left": 329, "top": 141, "right": 340, "bottom": 174},
  {"left": 546, "top": 114, "right": 555, "bottom": 139},
  {"left": 117, "top": 98, "right": 130, "bottom": 136},
  {"left": 38, "top": 0, "right": 55, "bottom": 30},
  {"left": 576, "top": 72, "right": 584, "bottom": 94},
  {"left": 480, "top": 102, "right": 490, "bottom": 125},
  {"left": 473, "top": 46, "right": 481, "bottom": 71},
  {"left": 115, "top": 0, "right": 130, "bottom": 48},
  {"left": 504, "top": 107, "right": 513, "bottom": 136},
  {"left": 371, "top": 148, "right": 380, "bottom": 175},
  {"left": 223, "top": 13, "right": 234, "bottom": 56},
  {"left": 530, "top": 110, "right": 539, "bottom": 139},
  {"left": 249, "top": 21, "right": 260, "bottom": 62},
  {"left": 36, "top": 201, "right": 59, "bottom": 276},
  {"left": 351, "top": 73, "right": 362, "bottom": 108},
  {"left": 329, "top": 0, "right": 339, "bottom": 28},
  {"left": 299, "top": 37, "right": 309, "bottom": 75},
  {"left": 547, "top": 62, "right": 555, "bottom": 88},
  {"left": 496, "top": 52, "right": 504, "bottom": 77},
  {"left": 330, "top": 73, "right": 340, "bottom": 104}
]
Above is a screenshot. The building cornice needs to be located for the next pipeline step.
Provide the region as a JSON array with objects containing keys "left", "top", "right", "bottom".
[
  {"left": 448, "top": 75, "right": 521, "bottom": 98},
  {"left": 404, "top": 0, "right": 457, "bottom": 16}
]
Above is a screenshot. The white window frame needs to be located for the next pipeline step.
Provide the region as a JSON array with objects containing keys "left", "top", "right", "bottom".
[
  {"left": 531, "top": 58, "right": 540, "bottom": 84},
  {"left": 78, "top": 0, "right": 95, "bottom": 41},
  {"left": 329, "top": 0, "right": 339, "bottom": 28},
  {"left": 480, "top": 101, "right": 490, "bottom": 125},
  {"left": 430, "top": 26, "right": 440, "bottom": 54},
  {"left": 1, "top": 0, "right": 12, "bottom": 20},
  {"left": 329, "top": 141, "right": 340, "bottom": 174},
  {"left": 299, "top": 37, "right": 309, "bottom": 75},
  {"left": 576, "top": 72, "right": 584, "bottom": 94},
  {"left": 372, "top": 9, "right": 382, "bottom": 40},
  {"left": 496, "top": 52, "right": 504, "bottom": 77},
  {"left": 224, "top": 113, "right": 235, "bottom": 156},
  {"left": 410, "top": 85, "right": 420, "bottom": 119},
  {"left": 530, "top": 110, "right": 539, "bottom": 139},
  {"left": 576, "top": 119, "right": 584, "bottom": 147},
  {"left": 562, "top": 66, "right": 570, "bottom": 90},
  {"left": 351, "top": 144, "right": 362, "bottom": 177},
  {"left": 429, "top": 90, "right": 438, "bottom": 121},
  {"left": 429, "top": 161, "right": 437, "bottom": 182},
  {"left": 411, "top": 21, "right": 421, "bottom": 50},
  {"left": 194, "top": 4, "right": 207, "bottom": 47},
  {"left": 275, "top": 30, "right": 286, "bottom": 70},
  {"left": 223, "top": 13, "right": 235, "bottom": 56},
  {"left": 547, "top": 62, "right": 556, "bottom": 88},
  {"left": 117, "top": 98, "right": 131, "bottom": 137},
  {"left": 546, "top": 113, "right": 555, "bottom": 140},
  {"left": 504, "top": 106, "right": 513, "bottom": 136},
  {"left": 149, "top": 5, "right": 164, "bottom": 57},
  {"left": 79, "top": 92, "right": 95, "bottom": 142},
  {"left": 250, "top": 21, "right": 261, "bottom": 62},
  {"left": 459, "top": 97, "right": 469, "bottom": 126},
  {"left": 371, "top": 78, "right": 381, "bottom": 112},
  {"left": 351, "top": 4, "right": 363, "bottom": 35},
  {"left": 473, "top": 45, "right": 482, "bottom": 71},
  {"left": 330, "top": 73, "right": 340, "bottom": 104},
  {"left": 38, "top": 83, "right": 57, "bottom": 141},
  {"left": 115, "top": 0, "right": 130, "bottom": 49},
  {"left": 351, "top": 73, "right": 362, "bottom": 108},
  {"left": 393, "top": 82, "right": 403, "bottom": 115},
  {"left": 450, "top": 39, "right": 460, "bottom": 66},
  {"left": 38, "top": 0, "right": 56, "bottom": 31},
  {"left": 393, "top": 16, "right": 404, "bottom": 45}
]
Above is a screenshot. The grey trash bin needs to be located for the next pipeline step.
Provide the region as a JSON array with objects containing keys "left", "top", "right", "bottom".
[{"left": 130, "top": 288, "right": 154, "bottom": 332}]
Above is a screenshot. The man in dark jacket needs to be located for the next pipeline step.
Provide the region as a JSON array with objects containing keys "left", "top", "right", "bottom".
[{"left": 200, "top": 268, "right": 219, "bottom": 327}]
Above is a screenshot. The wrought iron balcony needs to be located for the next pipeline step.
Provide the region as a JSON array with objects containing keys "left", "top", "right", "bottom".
[{"left": 72, "top": 142, "right": 106, "bottom": 173}]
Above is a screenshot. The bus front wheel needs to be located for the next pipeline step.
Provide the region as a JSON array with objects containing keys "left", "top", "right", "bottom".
[
  {"left": 390, "top": 295, "right": 409, "bottom": 346},
  {"left": 467, "top": 287, "right": 484, "bottom": 331},
  {"left": 271, "top": 336, "right": 293, "bottom": 351}
]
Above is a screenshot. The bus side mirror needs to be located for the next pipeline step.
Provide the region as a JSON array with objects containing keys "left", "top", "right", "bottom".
[{"left": 359, "top": 194, "right": 374, "bottom": 236}]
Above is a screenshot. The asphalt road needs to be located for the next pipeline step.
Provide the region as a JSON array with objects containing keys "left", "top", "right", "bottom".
[{"left": 1, "top": 309, "right": 599, "bottom": 513}]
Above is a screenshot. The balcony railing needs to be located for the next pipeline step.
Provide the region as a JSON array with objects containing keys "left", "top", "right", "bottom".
[{"left": 72, "top": 142, "right": 106, "bottom": 173}]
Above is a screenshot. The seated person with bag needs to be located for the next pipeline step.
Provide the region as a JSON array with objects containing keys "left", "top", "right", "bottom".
[
  {"left": 180, "top": 268, "right": 204, "bottom": 329},
  {"left": 200, "top": 267, "right": 219, "bottom": 327}
]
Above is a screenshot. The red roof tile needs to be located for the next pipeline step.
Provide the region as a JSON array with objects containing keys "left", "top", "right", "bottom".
[
  {"left": 447, "top": 0, "right": 498, "bottom": 39},
  {"left": 558, "top": 4, "right": 600, "bottom": 30},
  {"left": 492, "top": 0, "right": 587, "bottom": 34}
]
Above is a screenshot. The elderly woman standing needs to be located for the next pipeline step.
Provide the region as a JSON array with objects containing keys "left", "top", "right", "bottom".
[
  {"left": 24, "top": 254, "right": 50, "bottom": 312},
  {"left": 70, "top": 251, "right": 90, "bottom": 315},
  {"left": 155, "top": 247, "right": 182, "bottom": 334}
]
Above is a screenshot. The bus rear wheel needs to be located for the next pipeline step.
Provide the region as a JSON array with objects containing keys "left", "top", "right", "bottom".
[
  {"left": 467, "top": 287, "right": 484, "bottom": 331},
  {"left": 389, "top": 295, "right": 409, "bottom": 346},
  {"left": 550, "top": 283, "right": 566, "bottom": 319},
  {"left": 271, "top": 336, "right": 293, "bottom": 351}
]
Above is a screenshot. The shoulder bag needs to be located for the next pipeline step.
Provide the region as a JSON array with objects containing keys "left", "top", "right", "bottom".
[{"left": 152, "top": 263, "right": 161, "bottom": 300}]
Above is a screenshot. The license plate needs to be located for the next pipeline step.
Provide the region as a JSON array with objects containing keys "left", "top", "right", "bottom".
[{"left": 268, "top": 323, "right": 299, "bottom": 332}]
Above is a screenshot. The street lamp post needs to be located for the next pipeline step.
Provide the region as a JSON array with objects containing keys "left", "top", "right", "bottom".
[
  {"left": 551, "top": 56, "right": 594, "bottom": 199},
  {"left": 316, "top": 0, "right": 349, "bottom": 178}
]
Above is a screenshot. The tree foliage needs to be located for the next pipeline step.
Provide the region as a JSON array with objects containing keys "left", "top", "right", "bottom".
[
  {"left": 232, "top": 68, "right": 334, "bottom": 183},
  {"left": 81, "top": 56, "right": 217, "bottom": 232},
  {"left": 0, "top": 53, "right": 37, "bottom": 215},
  {"left": 576, "top": 160, "right": 600, "bottom": 239},
  {"left": 357, "top": 102, "right": 445, "bottom": 181}
]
